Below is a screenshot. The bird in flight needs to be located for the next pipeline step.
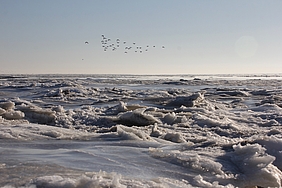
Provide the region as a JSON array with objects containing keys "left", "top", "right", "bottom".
[
  {"left": 85, "top": 41, "right": 89, "bottom": 44},
  {"left": 99, "top": 35, "right": 165, "bottom": 54}
]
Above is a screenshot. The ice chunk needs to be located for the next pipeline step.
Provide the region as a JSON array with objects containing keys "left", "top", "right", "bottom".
[
  {"left": 167, "top": 92, "right": 205, "bottom": 107},
  {"left": 256, "top": 136, "right": 282, "bottom": 171},
  {"left": 163, "top": 112, "right": 189, "bottom": 125},
  {"left": 232, "top": 143, "right": 282, "bottom": 187},
  {"left": 193, "top": 113, "right": 222, "bottom": 128},
  {"left": 52, "top": 105, "right": 65, "bottom": 113},
  {"left": 193, "top": 175, "right": 234, "bottom": 188},
  {"left": 17, "top": 104, "right": 56, "bottom": 124},
  {"left": 3, "top": 110, "right": 25, "bottom": 120},
  {"left": 163, "top": 112, "right": 176, "bottom": 124},
  {"left": 116, "top": 101, "right": 128, "bottom": 112},
  {"left": 0, "top": 101, "right": 15, "bottom": 110},
  {"left": 150, "top": 124, "right": 162, "bottom": 137},
  {"left": 118, "top": 108, "right": 161, "bottom": 126},
  {"left": 105, "top": 101, "right": 146, "bottom": 115},
  {"left": 117, "top": 125, "right": 152, "bottom": 141},
  {"left": 0, "top": 107, "right": 5, "bottom": 115},
  {"left": 34, "top": 175, "right": 76, "bottom": 187},
  {"left": 163, "top": 132, "right": 186, "bottom": 143}
]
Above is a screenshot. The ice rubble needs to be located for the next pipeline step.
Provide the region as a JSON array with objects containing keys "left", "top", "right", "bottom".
[
  {"left": 148, "top": 141, "right": 282, "bottom": 187},
  {"left": 117, "top": 108, "right": 161, "bottom": 126},
  {"left": 0, "top": 101, "right": 24, "bottom": 120},
  {"left": 31, "top": 172, "right": 126, "bottom": 188},
  {"left": 0, "top": 100, "right": 56, "bottom": 124},
  {"left": 166, "top": 92, "right": 205, "bottom": 107},
  {"left": 1, "top": 75, "right": 282, "bottom": 187},
  {"left": 0, "top": 92, "right": 208, "bottom": 128},
  {"left": 231, "top": 143, "right": 282, "bottom": 188},
  {"left": 12, "top": 170, "right": 193, "bottom": 188}
]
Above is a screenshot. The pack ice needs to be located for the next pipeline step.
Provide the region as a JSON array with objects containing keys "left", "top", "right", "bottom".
[{"left": 0, "top": 74, "right": 282, "bottom": 187}]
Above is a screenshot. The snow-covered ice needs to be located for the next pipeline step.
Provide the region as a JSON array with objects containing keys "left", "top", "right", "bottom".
[{"left": 0, "top": 74, "right": 282, "bottom": 187}]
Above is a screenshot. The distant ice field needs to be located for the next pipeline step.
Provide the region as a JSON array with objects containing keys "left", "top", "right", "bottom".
[{"left": 0, "top": 74, "right": 282, "bottom": 187}]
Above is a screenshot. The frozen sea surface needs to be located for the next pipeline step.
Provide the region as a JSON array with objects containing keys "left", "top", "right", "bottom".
[{"left": 0, "top": 74, "right": 282, "bottom": 187}]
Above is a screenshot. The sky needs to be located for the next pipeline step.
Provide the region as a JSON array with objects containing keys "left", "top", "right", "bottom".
[{"left": 1, "top": 0, "right": 282, "bottom": 75}]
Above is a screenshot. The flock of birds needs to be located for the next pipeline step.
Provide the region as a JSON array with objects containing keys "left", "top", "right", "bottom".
[{"left": 84, "top": 35, "right": 165, "bottom": 54}]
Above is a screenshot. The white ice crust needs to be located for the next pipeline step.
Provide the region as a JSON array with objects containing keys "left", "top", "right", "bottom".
[{"left": 1, "top": 74, "right": 282, "bottom": 187}]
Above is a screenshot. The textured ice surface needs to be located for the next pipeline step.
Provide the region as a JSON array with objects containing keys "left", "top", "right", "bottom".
[{"left": 0, "top": 74, "right": 282, "bottom": 187}]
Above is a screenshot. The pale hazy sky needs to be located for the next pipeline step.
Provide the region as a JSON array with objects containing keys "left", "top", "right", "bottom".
[{"left": 1, "top": 0, "right": 282, "bottom": 74}]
